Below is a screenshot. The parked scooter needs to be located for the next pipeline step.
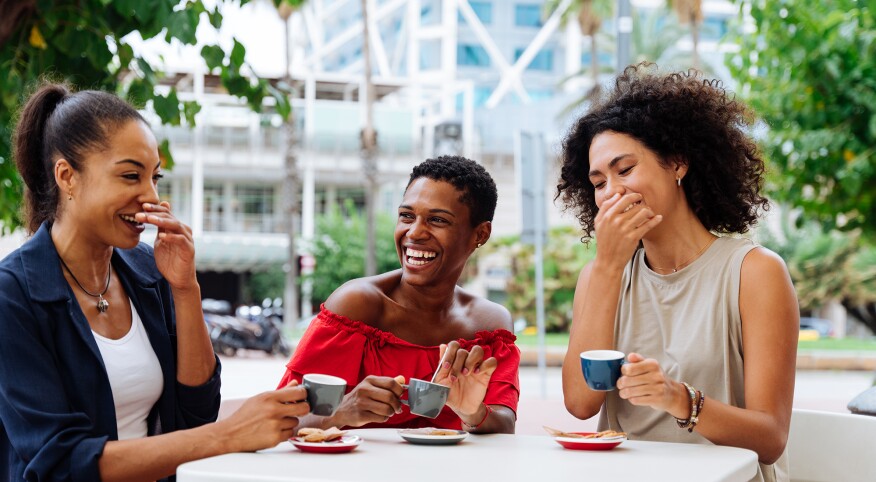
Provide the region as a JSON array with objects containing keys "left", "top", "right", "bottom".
[{"left": 212, "top": 302, "right": 291, "bottom": 357}]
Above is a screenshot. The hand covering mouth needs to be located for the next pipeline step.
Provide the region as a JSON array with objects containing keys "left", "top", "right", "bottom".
[{"left": 405, "top": 247, "right": 438, "bottom": 266}]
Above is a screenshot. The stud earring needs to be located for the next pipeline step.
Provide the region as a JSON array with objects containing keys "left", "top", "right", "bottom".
[
  {"left": 476, "top": 242, "right": 482, "bottom": 248},
  {"left": 676, "top": 178, "right": 682, "bottom": 187}
]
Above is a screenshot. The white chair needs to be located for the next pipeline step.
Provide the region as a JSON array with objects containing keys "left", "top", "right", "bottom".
[{"left": 788, "top": 408, "right": 876, "bottom": 482}]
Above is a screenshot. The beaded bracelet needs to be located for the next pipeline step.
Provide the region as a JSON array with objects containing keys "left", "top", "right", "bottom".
[
  {"left": 688, "top": 391, "right": 706, "bottom": 433},
  {"left": 462, "top": 404, "right": 492, "bottom": 430},
  {"left": 676, "top": 382, "right": 698, "bottom": 429}
]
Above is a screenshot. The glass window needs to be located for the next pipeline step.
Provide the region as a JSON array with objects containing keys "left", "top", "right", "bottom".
[
  {"left": 581, "top": 51, "right": 614, "bottom": 67},
  {"left": 459, "top": 1, "right": 493, "bottom": 25},
  {"left": 203, "top": 184, "right": 224, "bottom": 232},
  {"left": 455, "top": 86, "right": 493, "bottom": 110},
  {"left": 515, "top": 4, "right": 542, "bottom": 27},
  {"left": 457, "top": 44, "right": 491, "bottom": 67},
  {"left": 515, "top": 48, "right": 553, "bottom": 71},
  {"left": 234, "top": 185, "right": 278, "bottom": 234},
  {"left": 701, "top": 16, "right": 729, "bottom": 41}
]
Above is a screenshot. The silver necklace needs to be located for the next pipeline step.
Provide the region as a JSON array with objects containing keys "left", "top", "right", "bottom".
[{"left": 59, "top": 256, "right": 111, "bottom": 313}]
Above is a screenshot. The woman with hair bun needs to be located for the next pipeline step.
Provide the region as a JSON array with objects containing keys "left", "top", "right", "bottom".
[
  {"left": 558, "top": 64, "right": 798, "bottom": 482},
  {"left": 0, "top": 84, "right": 309, "bottom": 481}
]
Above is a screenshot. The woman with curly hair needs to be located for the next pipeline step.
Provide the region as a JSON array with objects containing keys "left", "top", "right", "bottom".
[{"left": 558, "top": 64, "right": 797, "bottom": 482}]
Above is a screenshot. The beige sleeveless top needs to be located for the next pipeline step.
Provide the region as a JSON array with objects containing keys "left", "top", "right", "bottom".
[{"left": 597, "top": 236, "right": 788, "bottom": 482}]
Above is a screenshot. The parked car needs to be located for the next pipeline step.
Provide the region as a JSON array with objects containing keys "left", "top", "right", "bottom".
[{"left": 799, "top": 317, "right": 834, "bottom": 338}]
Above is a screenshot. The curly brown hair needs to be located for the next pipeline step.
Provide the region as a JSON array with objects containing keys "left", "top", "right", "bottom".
[{"left": 556, "top": 63, "right": 769, "bottom": 240}]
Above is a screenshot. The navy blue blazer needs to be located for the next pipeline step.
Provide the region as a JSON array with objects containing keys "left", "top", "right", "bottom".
[{"left": 0, "top": 223, "right": 221, "bottom": 481}]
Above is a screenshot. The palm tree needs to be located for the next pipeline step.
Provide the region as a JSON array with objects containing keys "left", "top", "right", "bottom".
[
  {"left": 606, "top": 8, "right": 715, "bottom": 74},
  {"left": 666, "top": 0, "right": 703, "bottom": 69},
  {"left": 544, "top": 0, "right": 614, "bottom": 100},
  {"left": 275, "top": 0, "right": 306, "bottom": 325},
  {"left": 360, "top": 0, "right": 379, "bottom": 276},
  {"left": 561, "top": 7, "right": 710, "bottom": 115}
]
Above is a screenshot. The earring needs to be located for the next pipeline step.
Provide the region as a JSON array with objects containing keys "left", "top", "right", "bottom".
[
  {"left": 476, "top": 242, "right": 482, "bottom": 248},
  {"left": 67, "top": 191, "right": 73, "bottom": 201},
  {"left": 676, "top": 178, "right": 682, "bottom": 187}
]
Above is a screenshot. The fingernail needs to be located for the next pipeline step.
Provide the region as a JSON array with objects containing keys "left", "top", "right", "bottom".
[
  {"left": 450, "top": 375, "right": 457, "bottom": 382},
  {"left": 462, "top": 368, "right": 469, "bottom": 375},
  {"left": 474, "top": 368, "right": 480, "bottom": 374},
  {"left": 443, "top": 362, "right": 451, "bottom": 369}
]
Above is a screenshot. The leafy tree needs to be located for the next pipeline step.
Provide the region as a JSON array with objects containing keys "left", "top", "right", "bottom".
[
  {"left": 561, "top": 7, "right": 719, "bottom": 116},
  {"left": 488, "top": 227, "right": 596, "bottom": 333},
  {"left": 304, "top": 200, "right": 398, "bottom": 305},
  {"left": 729, "top": 1, "right": 876, "bottom": 238},
  {"left": 0, "top": 0, "right": 291, "bottom": 232},
  {"left": 757, "top": 211, "right": 876, "bottom": 335}
]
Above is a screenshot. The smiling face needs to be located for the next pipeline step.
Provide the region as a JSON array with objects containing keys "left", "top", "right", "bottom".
[
  {"left": 587, "top": 131, "right": 686, "bottom": 222},
  {"left": 60, "top": 119, "right": 162, "bottom": 249},
  {"left": 395, "top": 178, "right": 489, "bottom": 287}
]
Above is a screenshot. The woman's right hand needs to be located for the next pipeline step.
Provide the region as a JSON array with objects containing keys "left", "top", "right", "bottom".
[
  {"left": 593, "top": 192, "right": 662, "bottom": 270},
  {"left": 330, "top": 375, "right": 404, "bottom": 428},
  {"left": 217, "top": 382, "right": 310, "bottom": 452}
]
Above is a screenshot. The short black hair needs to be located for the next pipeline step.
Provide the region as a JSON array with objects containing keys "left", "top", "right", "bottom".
[
  {"left": 557, "top": 63, "right": 769, "bottom": 240},
  {"left": 406, "top": 155, "right": 497, "bottom": 226}
]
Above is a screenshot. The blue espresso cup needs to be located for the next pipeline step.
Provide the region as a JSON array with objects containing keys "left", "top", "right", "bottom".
[{"left": 580, "top": 350, "right": 626, "bottom": 391}]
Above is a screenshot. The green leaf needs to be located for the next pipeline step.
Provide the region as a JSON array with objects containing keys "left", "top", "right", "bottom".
[
  {"left": 208, "top": 7, "right": 223, "bottom": 29},
  {"left": 230, "top": 39, "right": 247, "bottom": 70},
  {"left": 152, "top": 89, "right": 181, "bottom": 126},
  {"left": 117, "top": 42, "right": 135, "bottom": 69},
  {"left": 165, "top": 10, "right": 199, "bottom": 45},
  {"left": 200, "top": 45, "right": 226, "bottom": 71},
  {"left": 158, "top": 139, "right": 175, "bottom": 171},
  {"left": 182, "top": 101, "right": 202, "bottom": 126},
  {"left": 268, "top": 83, "right": 291, "bottom": 120}
]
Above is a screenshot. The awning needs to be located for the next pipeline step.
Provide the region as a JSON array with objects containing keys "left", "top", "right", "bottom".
[{"left": 143, "top": 230, "right": 289, "bottom": 273}]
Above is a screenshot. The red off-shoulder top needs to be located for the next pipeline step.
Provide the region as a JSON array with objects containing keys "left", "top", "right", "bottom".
[{"left": 277, "top": 306, "right": 521, "bottom": 430}]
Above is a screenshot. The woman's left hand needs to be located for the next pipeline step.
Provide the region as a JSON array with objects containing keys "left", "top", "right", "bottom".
[
  {"left": 432, "top": 341, "right": 498, "bottom": 417},
  {"left": 616, "top": 352, "right": 690, "bottom": 420},
  {"left": 135, "top": 202, "right": 197, "bottom": 290}
]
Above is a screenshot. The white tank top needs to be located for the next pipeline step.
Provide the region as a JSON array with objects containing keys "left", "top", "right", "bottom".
[{"left": 92, "top": 303, "right": 164, "bottom": 440}]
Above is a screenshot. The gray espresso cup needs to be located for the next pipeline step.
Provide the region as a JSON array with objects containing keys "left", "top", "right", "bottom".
[
  {"left": 401, "top": 378, "right": 450, "bottom": 419},
  {"left": 580, "top": 350, "right": 626, "bottom": 391},
  {"left": 303, "top": 374, "right": 347, "bottom": 416}
]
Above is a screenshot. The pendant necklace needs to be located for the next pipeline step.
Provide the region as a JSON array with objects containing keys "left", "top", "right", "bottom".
[
  {"left": 650, "top": 236, "right": 717, "bottom": 274},
  {"left": 59, "top": 256, "right": 111, "bottom": 313}
]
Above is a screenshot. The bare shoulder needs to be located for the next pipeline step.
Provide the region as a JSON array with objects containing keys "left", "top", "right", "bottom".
[
  {"left": 324, "top": 273, "right": 394, "bottom": 325},
  {"left": 739, "top": 246, "right": 798, "bottom": 322},
  {"left": 740, "top": 246, "right": 792, "bottom": 284},
  {"left": 457, "top": 287, "right": 513, "bottom": 332}
]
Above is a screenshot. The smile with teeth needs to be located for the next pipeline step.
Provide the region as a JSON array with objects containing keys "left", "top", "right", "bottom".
[
  {"left": 406, "top": 248, "right": 437, "bottom": 266},
  {"left": 622, "top": 201, "right": 642, "bottom": 213},
  {"left": 120, "top": 214, "right": 144, "bottom": 227}
]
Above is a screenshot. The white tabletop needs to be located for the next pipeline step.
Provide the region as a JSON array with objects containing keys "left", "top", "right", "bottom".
[{"left": 177, "top": 428, "right": 758, "bottom": 482}]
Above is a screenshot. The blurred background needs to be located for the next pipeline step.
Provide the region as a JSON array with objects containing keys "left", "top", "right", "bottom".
[{"left": 1, "top": 0, "right": 874, "bottom": 412}]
